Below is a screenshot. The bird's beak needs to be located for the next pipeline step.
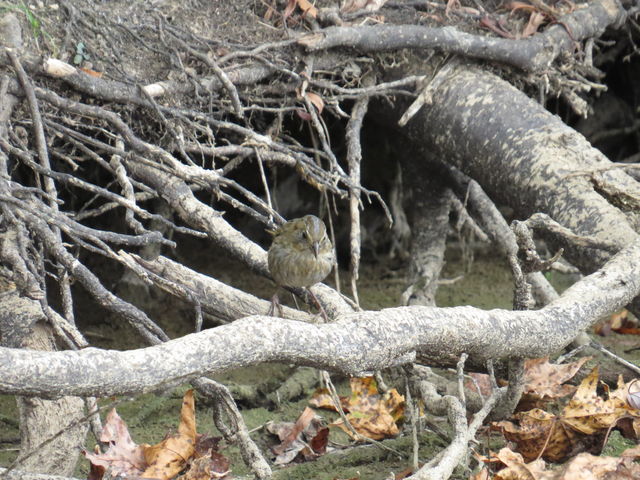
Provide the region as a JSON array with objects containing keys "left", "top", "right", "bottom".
[{"left": 312, "top": 241, "right": 320, "bottom": 258}]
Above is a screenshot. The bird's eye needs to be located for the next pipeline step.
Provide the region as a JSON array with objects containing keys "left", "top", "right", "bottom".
[{"left": 302, "top": 230, "right": 309, "bottom": 239}]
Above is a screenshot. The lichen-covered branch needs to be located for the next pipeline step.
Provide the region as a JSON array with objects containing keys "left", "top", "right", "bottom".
[{"left": 2, "top": 236, "right": 639, "bottom": 398}]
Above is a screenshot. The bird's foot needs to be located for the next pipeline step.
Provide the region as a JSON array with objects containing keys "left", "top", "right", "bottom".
[
  {"left": 307, "top": 288, "right": 329, "bottom": 323},
  {"left": 268, "top": 293, "right": 284, "bottom": 318}
]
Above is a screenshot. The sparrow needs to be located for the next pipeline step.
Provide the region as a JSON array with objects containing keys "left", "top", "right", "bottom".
[{"left": 267, "top": 215, "right": 335, "bottom": 319}]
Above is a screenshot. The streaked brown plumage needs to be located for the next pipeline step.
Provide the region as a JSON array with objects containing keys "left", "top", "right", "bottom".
[{"left": 267, "top": 215, "right": 335, "bottom": 318}]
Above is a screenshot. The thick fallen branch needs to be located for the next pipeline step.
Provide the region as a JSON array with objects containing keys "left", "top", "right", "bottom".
[
  {"left": 299, "top": 0, "right": 627, "bottom": 71},
  {"left": 398, "top": 65, "right": 640, "bottom": 275},
  {"left": 2, "top": 236, "right": 639, "bottom": 398},
  {"left": 121, "top": 253, "right": 311, "bottom": 323},
  {"left": 0, "top": 48, "right": 274, "bottom": 105}
]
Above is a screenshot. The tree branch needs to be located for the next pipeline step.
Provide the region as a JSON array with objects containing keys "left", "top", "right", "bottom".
[
  {"left": 2, "top": 236, "right": 639, "bottom": 398},
  {"left": 299, "top": 0, "right": 627, "bottom": 71}
]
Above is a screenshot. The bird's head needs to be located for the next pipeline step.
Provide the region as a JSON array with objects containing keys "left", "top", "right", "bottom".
[{"left": 300, "top": 215, "right": 327, "bottom": 258}]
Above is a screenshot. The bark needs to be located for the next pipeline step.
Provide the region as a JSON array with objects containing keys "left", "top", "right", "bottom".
[
  {"left": 400, "top": 65, "right": 639, "bottom": 273},
  {"left": 124, "top": 253, "right": 311, "bottom": 323},
  {"left": 1, "top": 235, "right": 639, "bottom": 398},
  {"left": 301, "top": 0, "right": 627, "bottom": 71},
  {"left": 0, "top": 13, "right": 86, "bottom": 475},
  {"left": 0, "top": 289, "right": 86, "bottom": 475},
  {"left": 401, "top": 165, "right": 451, "bottom": 307}
]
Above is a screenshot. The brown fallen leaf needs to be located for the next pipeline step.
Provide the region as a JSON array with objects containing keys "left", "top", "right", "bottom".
[
  {"left": 341, "top": 0, "right": 388, "bottom": 14},
  {"left": 518, "top": 356, "right": 590, "bottom": 410},
  {"left": 493, "top": 447, "right": 548, "bottom": 479},
  {"left": 496, "top": 367, "right": 640, "bottom": 463},
  {"left": 465, "top": 372, "right": 496, "bottom": 398},
  {"left": 393, "top": 464, "right": 423, "bottom": 479},
  {"left": 504, "top": 1, "right": 538, "bottom": 12},
  {"left": 595, "top": 309, "right": 640, "bottom": 336},
  {"left": 494, "top": 408, "right": 586, "bottom": 462},
  {"left": 562, "top": 367, "right": 639, "bottom": 436},
  {"left": 332, "top": 377, "right": 405, "bottom": 441},
  {"left": 283, "top": 0, "right": 318, "bottom": 20},
  {"left": 178, "top": 452, "right": 231, "bottom": 480},
  {"left": 141, "top": 389, "right": 197, "bottom": 479},
  {"left": 83, "top": 408, "right": 146, "bottom": 478},
  {"left": 557, "top": 451, "right": 640, "bottom": 479},
  {"left": 469, "top": 467, "right": 491, "bottom": 480},
  {"left": 524, "top": 357, "right": 589, "bottom": 399},
  {"left": 305, "top": 91, "right": 324, "bottom": 114},
  {"left": 310, "top": 387, "right": 346, "bottom": 411},
  {"left": 521, "top": 11, "right": 546, "bottom": 37},
  {"left": 471, "top": 356, "right": 589, "bottom": 412},
  {"left": 479, "top": 15, "right": 515, "bottom": 39},
  {"left": 267, "top": 406, "right": 329, "bottom": 464},
  {"left": 79, "top": 67, "right": 104, "bottom": 78},
  {"left": 479, "top": 445, "right": 640, "bottom": 479}
]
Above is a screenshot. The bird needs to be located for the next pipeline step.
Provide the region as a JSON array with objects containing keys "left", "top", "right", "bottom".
[{"left": 267, "top": 215, "right": 335, "bottom": 320}]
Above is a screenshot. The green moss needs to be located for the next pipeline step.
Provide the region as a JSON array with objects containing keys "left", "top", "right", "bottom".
[
  {"left": 601, "top": 431, "right": 636, "bottom": 457},
  {"left": 0, "top": 395, "right": 19, "bottom": 466}
]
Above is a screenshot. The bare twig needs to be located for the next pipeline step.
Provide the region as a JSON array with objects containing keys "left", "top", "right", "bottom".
[{"left": 345, "top": 90, "right": 370, "bottom": 306}]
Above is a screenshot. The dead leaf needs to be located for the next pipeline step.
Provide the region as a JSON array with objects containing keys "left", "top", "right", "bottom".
[
  {"left": 178, "top": 452, "right": 231, "bottom": 480},
  {"left": 264, "top": 0, "right": 277, "bottom": 20},
  {"left": 504, "top": 1, "right": 538, "bottom": 12},
  {"left": 479, "top": 15, "right": 515, "bottom": 39},
  {"left": 524, "top": 357, "right": 589, "bottom": 398},
  {"left": 494, "top": 408, "right": 585, "bottom": 462},
  {"left": 79, "top": 67, "right": 103, "bottom": 78},
  {"left": 87, "top": 447, "right": 107, "bottom": 480},
  {"left": 310, "top": 387, "right": 346, "bottom": 411},
  {"left": 341, "top": 0, "right": 388, "bottom": 13},
  {"left": 521, "top": 11, "right": 546, "bottom": 37},
  {"left": 445, "top": 0, "right": 461, "bottom": 17},
  {"left": 305, "top": 91, "right": 324, "bottom": 114},
  {"left": 141, "top": 389, "right": 197, "bottom": 479},
  {"left": 332, "top": 377, "right": 405, "bottom": 441},
  {"left": 393, "top": 464, "right": 423, "bottom": 479},
  {"left": 562, "top": 367, "right": 634, "bottom": 436},
  {"left": 465, "top": 372, "right": 495, "bottom": 398},
  {"left": 518, "top": 357, "right": 590, "bottom": 410},
  {"left": 493, "top": 447, "right": 548, "bottom": 479},
  {"left": 284, "top": 0, "right": 318, "bottom": 20},
  {"left": 497, "top": 367, "right": 640, "bottom": 463},
  {"left": 558, "top": 451, "right": 640, "bottom": 479},
  {"left": 595, "top": 309, "right": 640, "bottom": 336},
  {"left": 469, "top": 467, "right": 491, "bottom": 480},
  {"left": 480, "top": 446, "right": 640, "bottom": 480},
  {"left": 83, "top": 408, "right": 146, "bottom": 477},
  {"left": 267, "top": 407, "right": 328, "bottom": 464},
  {"left": 297, "top": 32, "right": 325, "bottom": 48}
]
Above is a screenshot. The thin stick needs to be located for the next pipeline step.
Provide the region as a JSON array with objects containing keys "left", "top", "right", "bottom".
[
  {"left": 345, "top": 91, "right": 370, "bottom": 307},
  {"left": 321, "top": 371, "right": 404, "bottom": 457},
  {"left": 7, "top": 51, "right": 77, "bottom": 325},
  {"left": 591, "top": 341, "right": 640, "bottom": 375},
  {"left": 254, "top": 148, "right": 273, "bottom": 224}
]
